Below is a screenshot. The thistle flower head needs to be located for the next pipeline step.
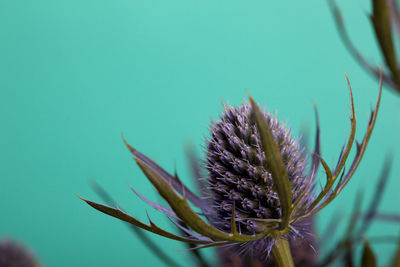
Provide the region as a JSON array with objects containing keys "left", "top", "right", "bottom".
[{"left": 205, "top": 104, "right": 310, "bottom": 235}]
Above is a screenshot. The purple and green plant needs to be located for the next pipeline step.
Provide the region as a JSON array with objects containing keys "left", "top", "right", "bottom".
[{"left": 80, "top": 71, "right": 384, "bottom": 266}]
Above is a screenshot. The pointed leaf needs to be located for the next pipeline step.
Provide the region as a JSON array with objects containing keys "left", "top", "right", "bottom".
[
  {"left": 338, "top": 70, "right": 383, "bottom": 193},
  {"left": 135, "top": 158, "right": 269, "bottom": 242},
  {"left": 371, "top": 0, "right": 400, "bottom": 86},
  {"left": 90, "top": 181, "right": 185, "bottom": 267},
  {"left": 248, "top": 94, "right": 292, "bottom": 230},
  {"left": 333, "top": 72, "right": 356, "bottom": 178},
  {"left": 79, "top": 196, "right": 211, "bottom": 244},
  {"left": 310, "top": 104, "right": 321, "bottom": 180},
  {"left": 122, "top": 135, "right": 211, "bottom": 212},
  {"left": 305, "top": 70, "right": 383, "bottom": 218}
]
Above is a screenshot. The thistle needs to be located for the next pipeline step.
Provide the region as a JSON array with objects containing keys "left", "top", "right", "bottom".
[
  {"left": 204, "top": 103, "right": 311, "bottom": 258},
  {"left": 80, "top": 71, "right": 382, "bottom": 266}
]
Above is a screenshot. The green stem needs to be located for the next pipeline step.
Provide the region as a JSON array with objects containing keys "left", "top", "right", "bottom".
[{"left": 271, "top": 238, "right": 294, "bottom": 267}]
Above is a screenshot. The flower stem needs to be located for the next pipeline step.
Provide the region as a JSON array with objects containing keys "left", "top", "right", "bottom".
[{"left": 271, "top": 238, "right": 294, "bottom": 267}]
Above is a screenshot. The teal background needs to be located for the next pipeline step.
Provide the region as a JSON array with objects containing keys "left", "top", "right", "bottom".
[{"left": 0, "top": 0, "right": 399, "bottom": 266}]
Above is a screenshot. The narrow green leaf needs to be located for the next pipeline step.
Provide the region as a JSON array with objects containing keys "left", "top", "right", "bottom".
[
  {"left": 334, "top": 68, "right": 383, "bottom": 195},
  {"left": 78, "top": 195, "right": 210, "bottom": 244},
  {"left": 248, "top": 94, "right": 292, "bottom": 230},
  {"left": 305, "top": 76, "right": 355, "bottom": 215},
  {"left": 371, "top": 0, "right": 400, "bottom": 86},
  {"left": 361, "top": 239, "right": 377, "bottom": 267}
]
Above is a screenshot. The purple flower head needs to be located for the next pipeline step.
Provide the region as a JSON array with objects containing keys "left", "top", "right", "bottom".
[{"left": 204, "top": 103, "right": 313, "bottom": 256}]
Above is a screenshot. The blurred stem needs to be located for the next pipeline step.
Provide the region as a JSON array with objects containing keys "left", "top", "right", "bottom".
[{"left": 271, "top": 238, "right": 294, "bottom": 267}]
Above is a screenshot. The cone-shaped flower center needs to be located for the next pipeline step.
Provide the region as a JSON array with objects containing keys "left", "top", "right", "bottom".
[{"left": 206, "top": 104, "right": 307, "bottom": 234}]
